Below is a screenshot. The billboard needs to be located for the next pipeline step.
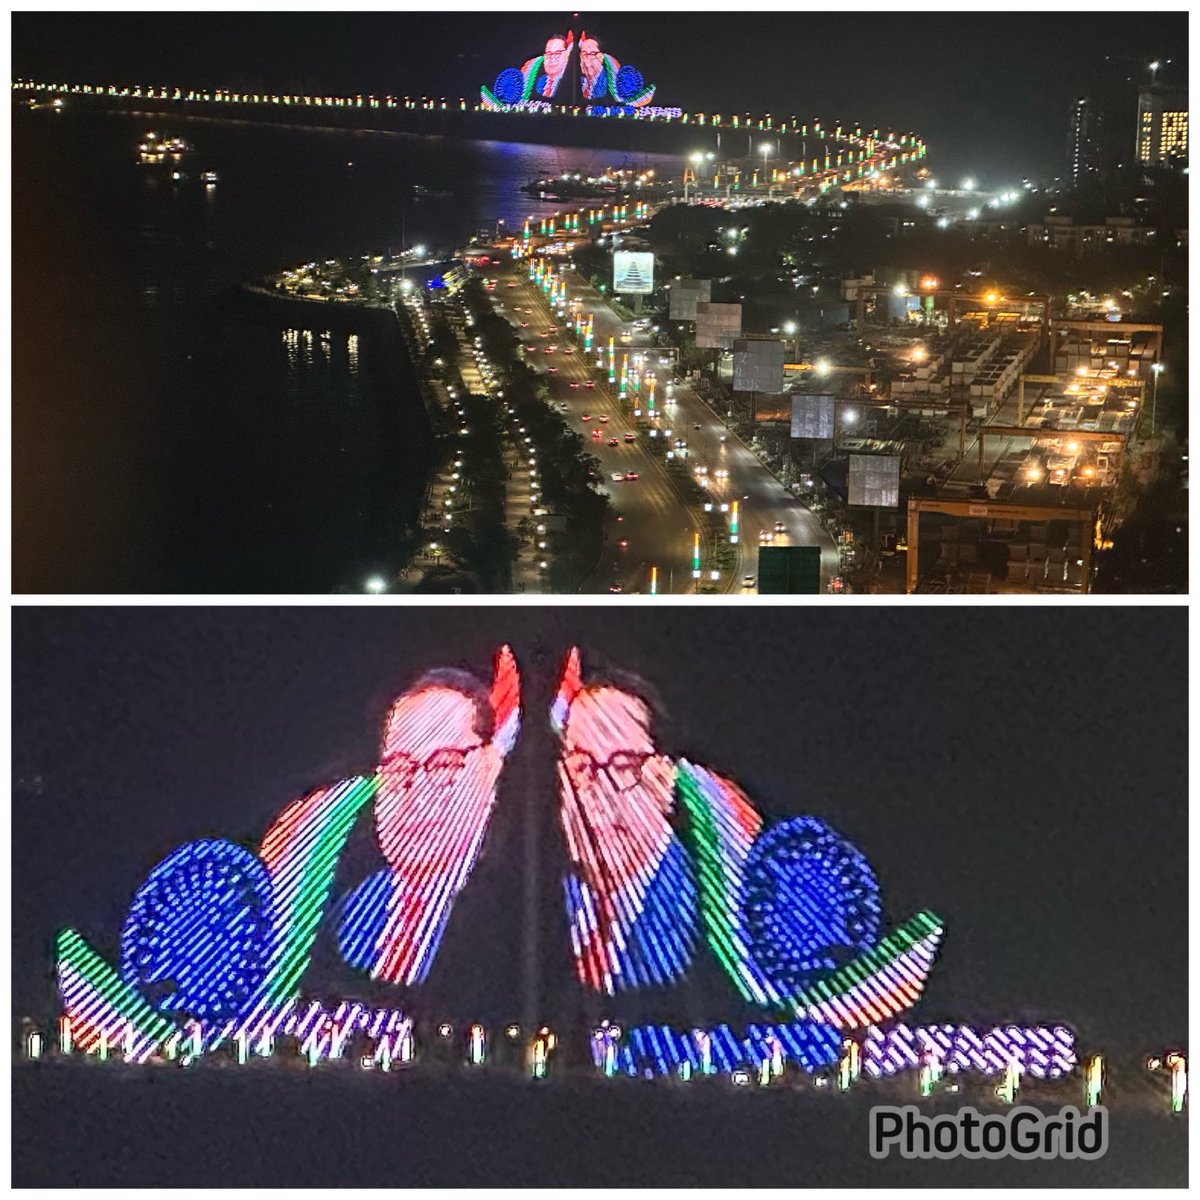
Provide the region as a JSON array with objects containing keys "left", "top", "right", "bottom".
[
  {"left": 668, "top": 279, "right": 711, "bottom": 321},
  {"left": 790, "top": 393, "right": 837, "bottom": 439},
  {"left": 848, "top": 453, "right": 901, "bottom": 508},
  {"left": 613, "top": 251, "right": 655, "bottom": 296},
  {"left": 694, "top": 302, "right": 742, "bottom": 350},
  {"left": 757, "top": 545, "right": 822, "bottom": 594},
  {"left": 732, "top": 338, "right": 786, "bottom": 393}
]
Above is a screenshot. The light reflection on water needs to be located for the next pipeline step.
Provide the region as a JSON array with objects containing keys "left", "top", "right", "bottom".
[{"left": 14, "top": 106, "right": 680, "bottom": 592}]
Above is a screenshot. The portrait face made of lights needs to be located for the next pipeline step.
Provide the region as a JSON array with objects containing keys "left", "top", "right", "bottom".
[
  {"left": 52, "top": 643, "right": 945, "bottom": 1066},
  {"left": 551, "top": 647, "right": 945, "bottom": 1034},
  {"left": 339, "top": 659, "right": 519, "bottom": 986}
]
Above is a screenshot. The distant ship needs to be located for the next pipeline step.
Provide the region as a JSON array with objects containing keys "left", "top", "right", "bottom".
[
  {"left": 412, "top": 184, "right": 452, "bottom": 199},
  {"left": 138, "top": 131, "right": 192, "bottom": 163}
]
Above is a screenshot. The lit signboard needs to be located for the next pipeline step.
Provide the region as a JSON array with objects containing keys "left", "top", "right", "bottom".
[
  {"left": 790, "top": 393, "right": 837, "bottom": 439},
  {"left": 848, "top": 454, "right": 901, "bottom": 508},
  {"left": 613, "top": 251, "right": 655, "bottom": 295}
]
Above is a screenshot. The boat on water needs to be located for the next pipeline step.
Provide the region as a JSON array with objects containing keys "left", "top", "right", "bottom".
[
  {"left": 138, "top": 131, "right": 192, "bottom": 163},
  {"left": 521, "top": 164, "right": 670, "bottom": 201},
  {"left": 412, "top": 183, "right": 452, "bottom": 199}
]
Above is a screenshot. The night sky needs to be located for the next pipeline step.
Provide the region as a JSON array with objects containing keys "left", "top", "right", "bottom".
[
  {"left": 12, "top": 606, "right": 1187, "bottom": 1054},
  {"left": 11, "top": 9, "right": 1189, "bottom": 184}
]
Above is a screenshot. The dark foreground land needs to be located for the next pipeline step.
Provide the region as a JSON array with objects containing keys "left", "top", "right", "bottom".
[{"left": 13, "top": 1065, "right": 1187, "bottom": 1187}]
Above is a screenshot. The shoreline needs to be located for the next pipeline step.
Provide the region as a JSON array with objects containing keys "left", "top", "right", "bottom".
[{"left": 231, "top": 284, "right": 439, "bottom": 586}]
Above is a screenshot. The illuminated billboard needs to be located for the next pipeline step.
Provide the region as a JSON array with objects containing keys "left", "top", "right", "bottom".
[
  {"left": 790, "top": 393, "right": 837, "bottom": 439},
  {"left": 848, "top": 454, "right": 901, "bottom": 508},
  {"left": 613, "top": 251, "right": 655, "bottom": 295}
]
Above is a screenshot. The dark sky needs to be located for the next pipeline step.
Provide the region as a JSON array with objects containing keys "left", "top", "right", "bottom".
[
  {"left": 13, "top": 606, "right": 1187, "bottom": 1055},
  {"left": 11, "top": 11, "right": 1189, "bottom": 183}
]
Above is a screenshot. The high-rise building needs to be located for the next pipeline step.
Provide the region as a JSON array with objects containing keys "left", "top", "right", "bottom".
[
  {"left": 1136, "top": 86, "right": 1188, "bottom": 168},
  {"left": 1069, "top": 96, "right": 1102, "bottom": 185}
]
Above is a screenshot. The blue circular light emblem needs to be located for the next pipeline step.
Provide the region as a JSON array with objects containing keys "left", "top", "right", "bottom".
[
  {"left": 120, "top": 838, "right": 273, "bottom": 1021},
  {"left": 494, "top": 68, "right": 526, "bottom": 106},
  {"left": 742, "top": 816, "right": 881, "bottom": 995},
  {"left": 614, "top": 65, "right": 644, "bottom": 100}
]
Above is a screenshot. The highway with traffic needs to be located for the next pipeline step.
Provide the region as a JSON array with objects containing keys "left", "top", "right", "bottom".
[{"left": 491, "top": 257, "right": 838, "bottom": 593}]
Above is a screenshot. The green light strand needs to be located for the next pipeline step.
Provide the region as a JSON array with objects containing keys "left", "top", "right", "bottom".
[{"left": 56, "top": 927, "right": 177, "bottom": 1051}]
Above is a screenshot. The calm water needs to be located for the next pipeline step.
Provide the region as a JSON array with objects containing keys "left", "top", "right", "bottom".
[{"left": 12, "top": 104, "right": 681, "bottom": 592}]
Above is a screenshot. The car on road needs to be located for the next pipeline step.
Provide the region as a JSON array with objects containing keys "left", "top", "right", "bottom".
[
  {"left": 563, "top": 347, "right": 574, "bottom": 355},
  {"left": 742, "top": 575, "right": 756, "bottom": 590},
  {"left": 607, "top": 437, "right": 619, "bottom": 446},
  {"left": 608, "top": 584, "right": 623, "bottom": 594},
  {"left": 624, "top": 471, "right": 639, "bottom": 481},
  {"left": 592, "top": 428, "right": 603, "bottom": 440},
  {"left": 774, "top": 521, "right": 786, "bottom": 534},
  {"left": 618, "top": 538, "right": 629, "bottom": 549},
  {"left": 519, "top": 321, "right": 529, "bottom": 328},
  {"left": 547, "top": 366, "right": 558, "bottom": 374},
  {"left": 614, "top": 511, "right": 623, "bottom": 522},
  {"left": 611, "top": 471, "right": 625, "bottom": 482},
  {"left": 544, "top": 347, "right": 555, "bottom": 354},
  {"left": 673, "top": 438, "right": 687, "bottom": 448},
  {"left": 623, "top": 432, "right": 636, "bottom": 443},
  {"left": 597, "top": 415, "right": 610, "bottom": 423},
  {"left": 585, "top": 380, "right": 596, "bottom": 388},
  {"left": 506, "top": 281, "right": 517, "bottom": 288},
  {"left": 715, "top": 468, "right": 728, "bottom": 479},
  {"left": 569, "top": 382, "right": 580, "bottom": 389},
  {"left": 693, "top": 423, "right": 702, "bottom": 430},
  {"left": 758, "top": 529, "right": 773, "bottom": 543},
  {"left": 581, "top": 414, "right": 591, "bottom": 421}
]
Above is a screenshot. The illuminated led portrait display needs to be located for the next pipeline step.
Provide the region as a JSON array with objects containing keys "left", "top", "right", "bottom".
[
  {"left": 50, "top": 644, "right": 971, "bottom": 1077},
  {"left": 338, "top": 650, "right": 520, "bottom": 985},
  {"left": 578, "top": 30, "right": 655, "bottom": 108},
  {"left": 552, "top": 649, "right": 944, "bottom": 1038},
  {"left": 480, "top": 28, "right": 656, "bottom": 112},
  {"left": 481, "top": 31, "right": 574, "bottom": 110}
]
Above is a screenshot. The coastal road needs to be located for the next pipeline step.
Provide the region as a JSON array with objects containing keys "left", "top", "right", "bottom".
[
  {"left": 497, "top": 268, "right": 702, "bottom": 594},
  {"left": 497, "top": 259, "right": 838, "bottom": 592}
]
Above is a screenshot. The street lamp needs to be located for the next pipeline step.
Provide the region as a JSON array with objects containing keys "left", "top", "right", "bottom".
[{"left": 1151, "top": 362, "right": 1165, "bottom": 438}]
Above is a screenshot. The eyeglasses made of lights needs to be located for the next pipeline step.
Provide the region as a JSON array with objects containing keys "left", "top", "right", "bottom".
[
  {"left": 381, "top": 742, "right": 485, "bottom": 786},
  {"left": 563, "top": 750, "right": 654, "bottom": 793}
]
